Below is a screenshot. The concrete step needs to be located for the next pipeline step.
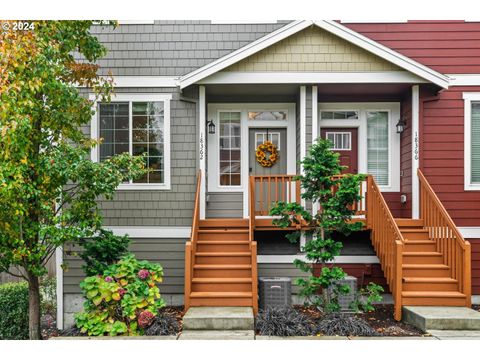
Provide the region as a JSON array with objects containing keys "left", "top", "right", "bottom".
[
  {"left": 178, "top": 330, "right": 254, "bottom": 340},
  {"left": 183, "top": 307, "right": 254, "bottom": 331},
  {"left": 403, "top": 306, "right": 480, "bottom": 331}
]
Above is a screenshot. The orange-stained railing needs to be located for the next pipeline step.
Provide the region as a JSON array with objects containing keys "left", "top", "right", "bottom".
[
  {"left": 250, "top": 175, "right": 301, "bottom": 216},
  {"left": 248, "top": 176, "right": 260, "bottom": 313},
  {"left": 331, "top": 174, "right": 367, "bottom": 215},
  {"left": 366, "top": 175, "right": 404, "bottom": 321},
  {"left": 184, "top": 170, "right": 201, "bottom": 311},
  {"left": 418, "top": 169, "right": 471, "bottom": 306}
]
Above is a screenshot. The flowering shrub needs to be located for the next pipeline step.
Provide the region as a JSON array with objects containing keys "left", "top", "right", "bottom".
[{"left": 75, "top": 255, "right": 165, "bottom": 336}]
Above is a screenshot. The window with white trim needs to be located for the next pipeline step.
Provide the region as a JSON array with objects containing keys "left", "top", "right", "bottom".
[
  {"left": 219, "top": 111, "right": 241, "bottom": 186},
  {"left": 255, "top": 132, "right": 280, "bottom": 149},
  {"left": 464, "top": 93, "right": 480, "bottom": 190},
  {"left": 367, "top": 111, "right": 389, "bottom": 186},
  {"left": 94, "top": 95, "right": 170, "bottom": 189},
  {"left": 321, "top": 111, "right": 359, "bottom": 120}
]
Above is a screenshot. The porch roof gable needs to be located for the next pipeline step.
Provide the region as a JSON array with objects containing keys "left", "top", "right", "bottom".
[{"left": 179, "top": 20, "right": 450, "bottom": 89}]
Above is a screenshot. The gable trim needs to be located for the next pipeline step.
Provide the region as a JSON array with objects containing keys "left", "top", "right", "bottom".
[{"left": 179, "top": 20, "right": 449, "bottom": 89}]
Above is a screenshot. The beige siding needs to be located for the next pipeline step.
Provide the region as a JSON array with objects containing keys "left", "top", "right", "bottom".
[{"left": 226, "top": 27, "right": 400, "bottom": 72}]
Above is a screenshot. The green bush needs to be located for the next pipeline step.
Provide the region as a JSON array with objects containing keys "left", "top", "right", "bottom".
[
  {"left": 0, "top": 282, "right": 29, "bottom": 340},
  {"left": 75, "top": 254, "right": 165, "bottom": 336},
  {"left": 79, "top": 229, "right": 131, "bottom": 276},
  {"left": 40, "top": 276, "right": 57, "bottom": 316}
]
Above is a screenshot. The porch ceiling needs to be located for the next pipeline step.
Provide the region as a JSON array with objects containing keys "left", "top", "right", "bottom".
[{"left": 206, "top": 84, "right": 300, "bottom": 102}]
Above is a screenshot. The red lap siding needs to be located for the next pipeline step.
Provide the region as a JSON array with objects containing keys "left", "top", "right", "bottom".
[
  {"left": 344, "top": 21, "right": 480, "bottom": 74},
  {"left": 421, "top": 86, "right": 480, "bottom": 227}
]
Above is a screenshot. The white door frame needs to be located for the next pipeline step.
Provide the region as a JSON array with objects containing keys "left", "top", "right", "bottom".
[{"left": 207, "top": 103, "right": 296, "bottom": 218}]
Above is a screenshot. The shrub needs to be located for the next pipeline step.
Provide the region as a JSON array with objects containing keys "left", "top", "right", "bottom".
[
  {"left": 0, "top": 282, "right": 29, "bottom": 339},
  {"left": 79, "top": 229, "right": 131, "bottom": 276},
  {"left": 144, "top": 309, "right": 181, "bottom": 336},
  {"left": 75, "top": 254, "right": 165, "bottom": 336},
  {"left": 350, "top": 282, "right": 384, "bottom": 313},
  {"left": 40, "top": 276, "right": 57, "bottom": 316},
  {"left": 255, "top": 307, "right": 317, "bottom": 336},
  {"left": 316, "top": 313, "right": 378, "bottom": 337}
]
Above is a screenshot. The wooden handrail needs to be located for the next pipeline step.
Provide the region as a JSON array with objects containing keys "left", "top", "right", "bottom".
[
  {"left": 418, "top": 169, "right": 471, "bottom": 305},
  {"left": 250, "top": 174, "right": 301, "bottom": 216},
  {"left": 366, "top": 175, "right": 404, "bottom": 321},
  {"left": 184, "top": 170, "right": 202, "bottom": 311}
]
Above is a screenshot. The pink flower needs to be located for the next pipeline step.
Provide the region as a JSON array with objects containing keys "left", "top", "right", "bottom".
[
  {"left": 137, "top": 269, "right": 149, "bottom": 280},
  {"left": 104, "top": 276, "right": 113, "bottom": 283},
  {"left": 138, "top": 310, "right": 155, "bottom": 329},
  {"left": 118, "top": 288, "right": 127, "bottom": 297}
]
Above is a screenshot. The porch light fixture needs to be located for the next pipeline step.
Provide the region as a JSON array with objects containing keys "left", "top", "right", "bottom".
[
  {"left": 396, "top": 118, "right": 407, "bottom": 134},
  {"left": 207, "top": 119, "right": 216, "bottom": 134}
]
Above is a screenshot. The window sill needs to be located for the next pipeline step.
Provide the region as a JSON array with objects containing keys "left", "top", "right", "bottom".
[
  {"left": 465, "top": 184, "right": 480, "bottom": 191},
  {"left": 116, "top": 184, "right": 171, "bottom": 191}
]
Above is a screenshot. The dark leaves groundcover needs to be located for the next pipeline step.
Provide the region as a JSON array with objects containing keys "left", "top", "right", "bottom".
[{"left": 255, "top": 307, "right": 379, "bottom": 337}]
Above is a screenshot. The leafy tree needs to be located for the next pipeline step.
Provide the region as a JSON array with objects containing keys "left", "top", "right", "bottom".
[
  {"left": 270, "top": 139, "right": 365, "bottom": 312},
  {"left": 0, "top": 21, "right": 146, "bottom": 339}
]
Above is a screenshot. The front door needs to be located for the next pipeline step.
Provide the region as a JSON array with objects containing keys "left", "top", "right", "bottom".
[
  {"left": 320, "top": 128, "right": 358, "bottom": 174},
  {"left": 249, "top": 128, "right": 287, "bottom": 176},
  {"left": 249, "top": 128, "right": 288, "bottom": 214}
]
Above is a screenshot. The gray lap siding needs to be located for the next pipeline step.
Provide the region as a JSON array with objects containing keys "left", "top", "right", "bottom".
[{"left": 63, "top": 237, "right": 187, "bottom": 295}]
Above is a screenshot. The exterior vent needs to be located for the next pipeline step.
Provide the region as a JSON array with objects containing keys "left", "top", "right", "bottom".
[{"left": 259, "top": 277, "right": 292, "bottom": 309}]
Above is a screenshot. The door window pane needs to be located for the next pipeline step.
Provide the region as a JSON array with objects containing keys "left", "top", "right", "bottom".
[
  {"left": 248, "top": 111, "right": 287, "bottom": 121},
  {"left": 367, "top": 111, "right": 389, "bottom": 186},
  {"left": 321, "top": 111, "right": 359, "bottom": 120},
  {"left": 326, "top": 132, "right": 351, "bottom": 150},
  {"left": 219, "top": 112, "right": 241, "bottom": 186},
  {"left": 472, "top": 102, "right": 480, "bottom": 183}
]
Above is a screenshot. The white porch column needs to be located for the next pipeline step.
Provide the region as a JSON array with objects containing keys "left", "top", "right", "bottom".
[
  {"left": 411, "top": 85, "right": 420, "bottom": 219},
  {"left": 300, "top": 86, "right": 307, "bottom": 248},
  {"left": 311, "top": 86, "right": 319, "bottom": 216},
  {"left": 199, "top": 85, "right": 206, "bottom": 220}
]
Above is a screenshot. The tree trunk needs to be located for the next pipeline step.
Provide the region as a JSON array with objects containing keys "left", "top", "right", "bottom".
[{"left": 27, "top": 273, "right": 42, "bottom": 340}]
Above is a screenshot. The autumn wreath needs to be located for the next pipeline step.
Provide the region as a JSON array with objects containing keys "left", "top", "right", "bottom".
[{"left": 255, "top": 140, "right": 278, "bottom": 167}]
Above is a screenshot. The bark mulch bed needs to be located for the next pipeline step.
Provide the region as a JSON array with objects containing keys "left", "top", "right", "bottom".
[{"left": 295, "top": 304, "right": 426, "bottom": 337}]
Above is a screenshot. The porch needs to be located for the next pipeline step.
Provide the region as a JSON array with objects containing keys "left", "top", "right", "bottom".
[{"left": 185, "top": 168, "right": 471, "bottom": 320}]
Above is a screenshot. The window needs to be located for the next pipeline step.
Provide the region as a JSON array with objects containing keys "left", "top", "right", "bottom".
[
  {"left": 367, "top": 111, "right": 389, "bottom": 186},
  {"left": 471, "top": 102, "right": 480, "bottom": 184},
  {"left": 321, "top": 111, "right": 359, "bottom": 120},
  {"left": 219, "top": 111, "right": 241, "bottom": 186},
  {"left": 248, "top": 111, "right": 287, "bottom": 121},
  {"left": 464, "top": 93, "right": 480, "bottom": 190},
  {"left": 93, "top": 94, "right": 171, "bottom": 189},
  {"left": 325, "top": 132, "right": 351, "bottom": 150},
  {"left": 255, "top": 132, "right": 280, "bottom": 149}
]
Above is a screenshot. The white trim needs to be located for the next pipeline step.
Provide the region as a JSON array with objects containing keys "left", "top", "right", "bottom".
[
  {"left": 198, "top": 71, "right": 428, "bottom": 85},
  {"left": 448, "top": 74, "right": 480, "bottom": 87},
  {"left": 179, "top": 20, "right": 449, "bottom": 89},
  {"left": 77, "top": 76, "right": 179, "bottom": 88},
  {"left": 311, "top": 86, "right": 319, "bottom": 216},
  {"left": 412, "top": 85, "right": 420, "bottom": 218},
  {"left": 463, "top": 92, "right": 480, "bottom": 191},
  {"left": 199, "top": 86, "right": 207, "bottom": 219},
  {"left": 106, "top": 226, "right": 191, "bottom": 238},
  {"left": 318, "top": 102, "right": 401, "bottom": 192},
  {"left": 55, "top": 247, "right": 63, "bottom": 330},
  {"left": 459, "top": 227, "right": 480, "bottom": 239},
  {"left": 300, "top": 87, "right": 306, "bottom": 179},
  {"left": 206, "top": 103, "right": 296, "bottom": 218},
  {"left": 258, "top": 255, "right": 380, "bottom": 264},
  {"left": 89, "top": 93, "right": 172, "bottom": 191}
]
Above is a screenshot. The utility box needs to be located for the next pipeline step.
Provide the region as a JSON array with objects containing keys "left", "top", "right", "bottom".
[
  {"left": 328, "top": 275, "right": 358, "bottom": 312},
  {"left": 259, "top": 277, "right": 292, "bottom": 309}
]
